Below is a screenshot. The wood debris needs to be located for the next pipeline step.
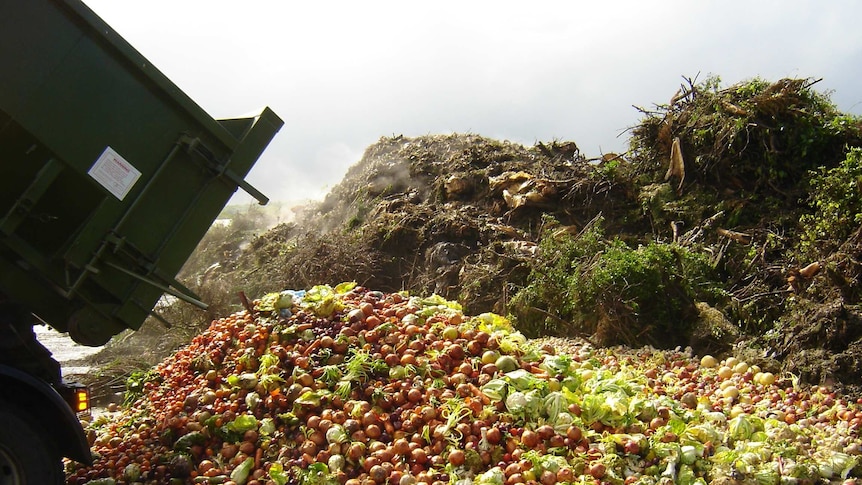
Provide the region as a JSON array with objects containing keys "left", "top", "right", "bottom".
[
  {"left": 664, "top": 137, "right": 686, "bottom": 194},
  {"left": 716, "top": 227, "right": 752, "bottom": 244},
  {"left": 799, "top": 261, "right": 821, "bottom": 279},
  {"left": 721, "top": 100, "right": 749, "bottom": 116}
]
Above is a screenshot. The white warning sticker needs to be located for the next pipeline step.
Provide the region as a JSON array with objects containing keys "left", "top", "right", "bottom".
[{"left": 88, "top": 147, "right": 141, "bottom": 201}]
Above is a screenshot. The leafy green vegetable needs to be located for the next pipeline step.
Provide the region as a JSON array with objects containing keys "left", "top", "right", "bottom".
[
  {"left": 268, "top": 462, "right": 288, "bottom": 485},
  {"left": 259, "top": 417, "right": 276, "bottom": 435},
  {"left": 480, "top": 379, "right": 507, "bottom": 402},
  {"left": 727, "top": 415, "right": 763, "bottom": 444},
  {"left": 683, "top": 423, "right": 722, "bottom": 446},
  {"left": 173, "top": 431, "right": 205, "bottom": 452},
  {"left": 474, "top": 466, "right": 505, "bottom": 485},
  {"left": 230, "top": 457, "right": 254, "bottom": 485},
  {"left": 504, "top": 369, "right": 543, "bottom": 392},
  {"left": 522, "top": 449, "right": 568, "bottom": 474},
  {"left": 753, "top": 462, "right": 779, "bottom": 485},
  {"left": 124, "top": 369, "right": 161, "bottom": 406},
  {"left": 328, "top": 454, "right": 346, "bottom": 472},
  {"left": 523, "top": 390, "right": 543, "bottom": 420},
  {"left": 325, "top": 424, "right": 348, "bottom": 444},
  {"left": 228, "top": 373, "right": 257, "bottom": 390},
  {"left": 417, "top": 294, "right": 462, "bottom": 311},
  {"left": 498, "top": 332, "right": 528, "bottom": 355},
  {"left": 472, "top": 313, "right": 513, "bottom": 334},
  {"left": 245, "top": 391, "right": 261, "bottom": 411},
  {"left": 580, "top": 390, "right": 630, "bottom": 427},
  {"left": 494, "top": 356, "right": 519, "bottom": 374},
  {"left": 258, "top": 373, "right": 286, "bottom": 393},
  {"left": 816, "top": 451, "right": 859, "bottom": 480},
  {"left": 78, "top": 479, "right": 116, "bottom": 485},
  {"left": 277, "top": 412, "right": 300, "bottom": 427},
  {"left": 257, "top": 353, "right": 280, "bottom": 375},
  {"left": 294, "top": 462, "right": 338, "bottom": 485},
  {"left": 333, "top": 281, "right": 358, "bottom": 294},
  {"left": 543, "top": 391, "right": 567, "bottom": 422},
  {"left": 226, "top": 414, "right": 259, "bottom": 434},
  {"left": 540, "top": 354, "right": 574, "bottom": 377},
  {"left": 680, "top": 444, "right": 699, "bottom": 465},
  {"left": 294, "top": 391, "right": 323, "bottom": 410},
  {"left": 256, "top": 291, "right": 295, "bottom": 313},
  {"left": 335, "top": 348, "right": 387, "bottom": 399},
  {"left": 302, "top": 285, "right": 346, "bottom": 318}
]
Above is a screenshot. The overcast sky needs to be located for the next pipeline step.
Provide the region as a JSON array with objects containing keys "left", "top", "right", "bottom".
[{"left": 81, "top": 1, "right": 862, "bottom": 206}]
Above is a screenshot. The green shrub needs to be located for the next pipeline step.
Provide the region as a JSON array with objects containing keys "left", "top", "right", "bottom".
[
  {"left": 509, "top": 218, "right": 721, "bottom": 347},
  {"left": 798, "top": 147, "right": 862, "bottom": 257}
]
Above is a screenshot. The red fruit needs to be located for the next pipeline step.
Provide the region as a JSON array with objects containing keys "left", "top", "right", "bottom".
[
  {"left": 536, "top": 425, "right": 555, "bottom": 441},
  {"left": 566, "top": 426, "right": 582, "bottom": 442},
  {"left": 448, "top": 449, "right": 466, "bottom": 466},
  {"left": 410, "top": 447, "right": 428, "bottom": 464},
  {"left": 520, "top": 429, "right": 539, "bottom": 448},
  {"left": 588, "top": 462, "right": 606, "bottom": 478}
]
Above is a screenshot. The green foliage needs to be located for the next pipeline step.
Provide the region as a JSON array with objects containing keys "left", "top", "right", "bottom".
[
  {"left": 630, "top": 76, "right": 861, "bottom": 230},
  {"left": 509, "top": 218, "right": 721, "bottom": 346},
  {"left": 733, "top": 77, "right": 770, "bottom": 98},
  {"left": 507, "top": 219, "right": 604, "bottom": 335},
  {"left": 124, "top": 369, "right": 161, "bottom": 406},
  {"left": 798, "top": 147, "right": 862, "bottom": 257},
  {"left": 591, "top": 158, "right": 624, "bottom": 182}
]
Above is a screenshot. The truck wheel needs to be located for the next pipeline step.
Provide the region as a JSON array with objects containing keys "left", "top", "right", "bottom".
[{"left": 0, "top": 405, "right": 64, "bottom": 485}]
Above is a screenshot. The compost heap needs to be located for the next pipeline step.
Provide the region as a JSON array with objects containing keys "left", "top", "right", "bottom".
[
  {"left": 191, "top": 76, "right": 862, "bottom": 394},
  {"left": 71, "top": 284, "right": 862, "bottom": 484}
]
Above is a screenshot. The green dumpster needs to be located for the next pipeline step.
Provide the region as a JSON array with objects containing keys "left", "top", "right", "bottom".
[{"left": 0, "top": 0, "right": 284, "bottom": 345}]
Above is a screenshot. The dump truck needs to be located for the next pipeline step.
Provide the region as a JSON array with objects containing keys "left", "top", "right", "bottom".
[{"left": 0, "top": 1, "right": 283, "bottom": 482}]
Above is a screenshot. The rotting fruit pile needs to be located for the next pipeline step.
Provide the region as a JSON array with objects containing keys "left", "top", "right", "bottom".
[{"left": 70, "top": 284, "right": 862, "bottom": 485}]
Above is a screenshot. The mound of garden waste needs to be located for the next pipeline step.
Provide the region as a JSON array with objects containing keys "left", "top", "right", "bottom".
[
  {"left": 71, "top": 75, "right": 862, "bottom": 484},
  {"left": 193, "top": 75, "right": 862, "bottom": 395},
  {"left": 71, "top": 285, "right": 862, "bottom": 484}
]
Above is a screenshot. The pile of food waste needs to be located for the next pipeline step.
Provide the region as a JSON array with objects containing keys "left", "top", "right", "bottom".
[{"left": 69, "top": 284, "right": 861, "bottom": 485}]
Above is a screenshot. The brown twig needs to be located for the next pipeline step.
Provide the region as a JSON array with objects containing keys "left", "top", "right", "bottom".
[
  {"left": 238, "top": 291, "right": 256, "bottom": 317},
  {"left": 733, "top": 288, "right": 792, "bottom": 304}
]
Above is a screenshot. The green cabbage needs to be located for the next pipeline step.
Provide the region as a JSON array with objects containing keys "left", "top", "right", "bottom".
[
  {"left": 226, "top": 414, "right": 258, "bottom": 434},
  {"left": 727, "top": 415, "right": 763, "bottom": 444},
  {"left": 524, "top": 390, "right": 544, "bottom": 420},
  {"left": 230, "top": 457, "right": 254, "bottom": 485},
  {"left": 480, "top": 379, "right": 508, "bottom": 402},
  {"left": 543, "top": 391, "right": 567, "bottom": 421},
  {"left": 504, "top": 369, "right": 543, "bottom": 391},
  {"left": 259, "top": 417, "right": 276, "bottom": 435},
  {"left": 302, "top": 284, "right": 347, "bottom": 317},
  {"left": 540, "top": 354, "right": 574, "bottom": 377},
  {"left": 474, "top": 466, "right": 505, "bottom": 485}
]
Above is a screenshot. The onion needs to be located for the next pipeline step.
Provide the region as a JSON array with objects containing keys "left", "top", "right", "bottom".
[
  {"left": 700, "top": 355, "right": 718, "bottom": 368},
  {"left": 448, "top": 449, "right": 466, "bottom": 466},
  {"left": 520, "top": 429, "right": 539, "bottom": 448},
  {"left": 326, "top": 424, "right": 348, "bottom": 444}
]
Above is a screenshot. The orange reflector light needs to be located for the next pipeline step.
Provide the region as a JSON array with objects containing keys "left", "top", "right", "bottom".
[{"left": 75, "top": 388, "right": 90, "bottom": 413}]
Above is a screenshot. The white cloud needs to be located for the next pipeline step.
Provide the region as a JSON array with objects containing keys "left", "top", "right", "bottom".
[{"left": 83, "top": 0, "right": 862, "bottom": 203}]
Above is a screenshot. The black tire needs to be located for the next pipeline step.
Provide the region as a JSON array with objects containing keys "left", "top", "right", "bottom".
[{"left": 0, "top": 405, "right": 64, "bottom": 485}]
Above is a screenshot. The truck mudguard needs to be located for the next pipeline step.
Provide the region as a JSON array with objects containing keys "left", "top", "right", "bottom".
[{"left": 0, "top": 365, "right": 92, "bottom": 465}]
